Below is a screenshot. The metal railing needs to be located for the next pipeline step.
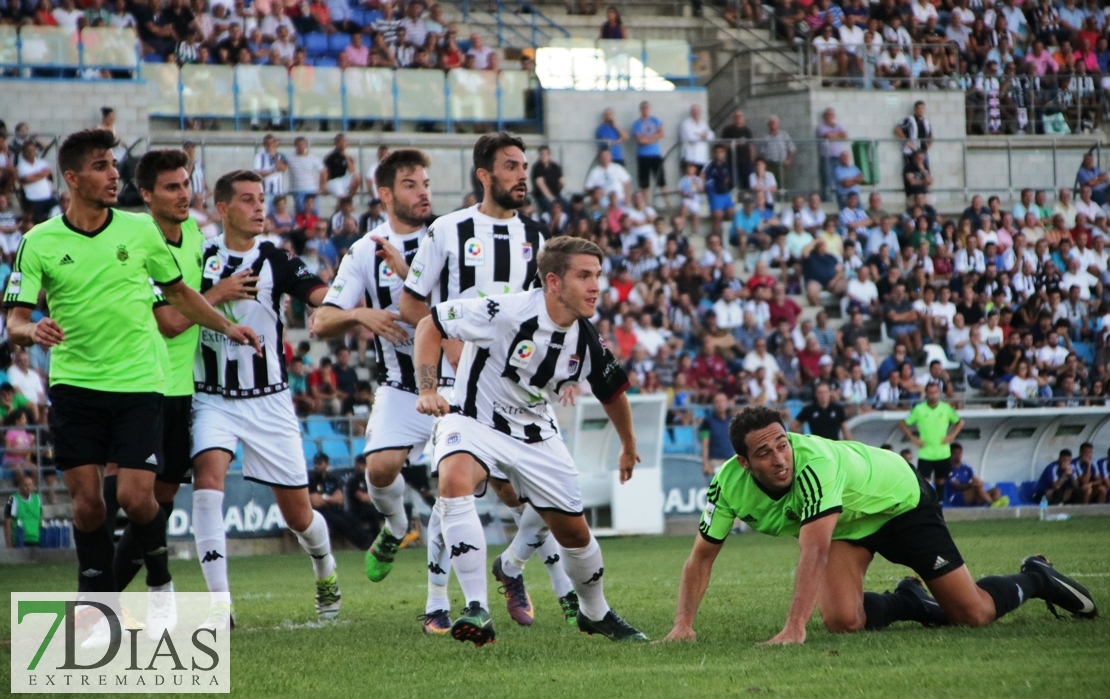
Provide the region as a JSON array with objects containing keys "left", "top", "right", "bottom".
[
  {"left": 0, "top": 25, "right": 140, "bottom": 77},
  {"left": 143, "top": 63, "right": 541, "bottom": 133},
  {"left": 454, "top": 0, "right": 571, "bottom": 49}
]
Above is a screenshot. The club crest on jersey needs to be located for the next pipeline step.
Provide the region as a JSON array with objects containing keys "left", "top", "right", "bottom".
[
  {"left": 443, "top": 303, "right": 461, "bottom": 321},
  {"left": 463, "top": 237, "right": 484, "bottom": 266},
  {"left": 446, "top": 433, "right": 461, "bottom": 446},
  {"left": 567, "top": 354, "right": 580, "bottom": 374},
  {"left": 522, "top": 242, "right": 533, "bottom": 261},
  {"left": 509, "top": 339, "right": 536, "bottom": 368},
  {"left": 195, "top": 252, "right": 203, "bottom": 268},
  {"left": 116, "top": 245, "right": 129, "bottom": 262}
]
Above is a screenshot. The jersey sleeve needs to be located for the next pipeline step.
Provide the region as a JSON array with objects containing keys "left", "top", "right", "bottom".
[
  {"left": 583, "top": 325, "right": 630, "bottom": 404},
  {"left": 430, "top": 295, "right": 501, "bottom": 346},
  {"left": 322, "top": 247, "right": 370, "bottom": 309},
  {"left": 904, "top": 405, "right": 919, "bottom": 426},
  {"left": 142, "top": 222, "right": 184, "bottom": 286},
  {"left": 795, "top": 457, "right": 844, "bottom": 524},
  {"left": 272, "top": 248, "right": 328, "bottom": 304},
  {"left": 4, "top": 237, "right": 43, "bottom": 309},
  {"left": 151, "top": 277, "right": 169, "bottom": 309},
  {"left": 698, "top": 478, "right": 737, "bottom": 543},
  {"left": 403, "top": 225, "right": 446, "bottom": 301}
]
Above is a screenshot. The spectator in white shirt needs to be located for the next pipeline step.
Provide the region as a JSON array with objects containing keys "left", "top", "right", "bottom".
[
  {"left": 400, "top": 1, "right": 428, "bottom": 46},
  {"left": 712, "top": 287, "right": 745, "bottom": 330},
  {"left": 911, "top": 0, "right": 938, "bottom": 24},
  {"left": 7, "top": 351, "right": 47, "bottom": 411},
  {"left": 846, "top": 265, "right": 880, "bottom": 317},
  {"left": 16, "top": 141, "right": 56, "bottom": 223},
  {"left": 287, "top": 136, "right": 325, "bottom": 214},
  {"left": 679, "top": 104, "right": 714, "bottom": 171},
  {"left": 584, "top": 148, "right": 632, "bottom": 206},
  {"left": 466, "top": 33, "right": 495, "bottom": 69},
  {"left": 1061, "top": 258, "right": 1100, "bottom": 301},
  {"left": 1075, "top": 185, "right": 1102, "bottom": 222}
]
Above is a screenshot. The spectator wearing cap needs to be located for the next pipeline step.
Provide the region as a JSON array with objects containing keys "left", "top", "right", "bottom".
[{"left": 309, "top": 453, "right": 372, "bottom": 549}]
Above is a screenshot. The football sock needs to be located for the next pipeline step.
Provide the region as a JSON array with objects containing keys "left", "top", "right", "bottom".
[
  {"left": 127, "top": 507, "right": 172, "bottom": 588},
  {"left": 74, "top": 523, "right": 118, "bottom": 594},
  {"left": 114, "top": 502, "right": 172, "bottom": 591},
  {"left": 976, "top": 573, "right": 1042, "bottom": 619},
  {"left": 293, "top": 510, "right": 336, "bottom": 579},
  {"left": 439, "top": 496, "right": 488, "bottom": 609},
  {"left": 862, "top": 591, "right": 918, "bottom": 630},
  {"left": 561, "top": 535, "right": 610, "bottom": 621},
  {"left": 425, "top": 502, "right": 451, "bottom": 614},
  {"left": 102, "top": 474, "right": 120, "bottom": 524},
  {"left": 193, "top": 489, "right": 231, "bottom": 605},
  {"left": 499, "top": 505, "right": 531, "bottom": 578},
  {"left": 539, "top": 537, "right": 575, "bottom": 598},
  {"left": 369, "top": 473, "right": 408, "bottom": 537}
]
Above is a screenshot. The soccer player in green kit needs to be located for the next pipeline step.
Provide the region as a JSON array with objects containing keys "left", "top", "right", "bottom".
[
  {"left": 104, "top": 150, "right": 260, "bottom": 611},
  {"left": 663, "top": 406, "right": 1097, "bottom": 645},
  {"left": 3, "top": 130, "right": 260, "bottom": 648}
]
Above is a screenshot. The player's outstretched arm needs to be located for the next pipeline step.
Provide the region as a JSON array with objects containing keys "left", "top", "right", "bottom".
[
  {"left": 413, "top": 315, "right": 450, "bottom": 417},
  {"left": 600, "top": 393, "right": 640, "bottom": 483},
  {"left": 663, "top": 535, "right": 724, "bottom": 643},
  {"left": 160, "top": 281, "right": 262, "bottom": 354},
  {"left": 155, "top": 270, "right": 261, "bottom": 339},
  {"left": 761, "top": 512, "right": 838, "bottom": 646},
  {"left": 6, "top": 307, "right": 64, "bottom": 348}
]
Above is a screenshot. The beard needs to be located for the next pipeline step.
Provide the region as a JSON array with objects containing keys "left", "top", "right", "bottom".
[
  {"left": 393, "top": 199, "right": 429, "bottom": 228},
  {"left": 489, "top": 178, "right": 526, "bottom": 210}
]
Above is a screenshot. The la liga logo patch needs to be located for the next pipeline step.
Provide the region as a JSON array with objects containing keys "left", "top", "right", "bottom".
[{"left": 509, "top": 339, "right": 536, "bottom": 368}]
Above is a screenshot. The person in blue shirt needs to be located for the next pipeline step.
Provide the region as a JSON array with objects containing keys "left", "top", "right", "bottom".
[
  {"left": 698, "top": 392, "right": 734, "bottom": 478},
  {"left": 1091, "top": 445, "right": 1110, "bottom": 505},
  {"left": 596, "top": 107, "right": 629, "bottom": 165},
  {"left": 944, "top": 443, "right": 1008, "bottom": 507},
  {"left": 1034, "top": 449, "right": 1080, "bottom": 504},
  {"left": 833, "top": 150, "right": 864, "bottom": 209},
  {"left": 702, "top": 145, "right": 735, "bottom": 237},
  {"left": 1074, "top": 442, "right": 1108, "bottom": 505},
  {"left": 731, "top": 195, "right": 769, "bottom": 260},
  {"left": 1075, "top": 152, "right": 1110, "bottom": 205},
  {"left": 631, "top": 101, "right": 669, "bottom": 206}
]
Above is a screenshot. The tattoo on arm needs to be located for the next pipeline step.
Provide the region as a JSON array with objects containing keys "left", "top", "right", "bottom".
[{"left": 418, "top": 364, "right": 437, "bottom": 392}]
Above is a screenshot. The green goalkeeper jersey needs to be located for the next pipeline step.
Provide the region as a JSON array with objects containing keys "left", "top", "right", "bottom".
[{"left": 699, "top": 433, "right": 922, "bottom": 543}]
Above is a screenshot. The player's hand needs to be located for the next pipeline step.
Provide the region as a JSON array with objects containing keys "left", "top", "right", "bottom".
[
  {"left": 759, "top": 625, "right": 806, "bottom": 646},
  {"left": 226, "top": 324, "right": 262, "bottom": 355},
  {"left": 702, "top": 461, "right": 714, "bottom": 477},
  {"left": 211, "top": 270, "right": 259, "bottom": 303},
  {"left": 416, "top": 391, "right": 450, "bottom": 417},
  {"left": 32, "top": 318, "right": 65, "bottom": 348},
  {"left": 371, "top": 235, "right": 409, "bottom": 279},
  {"left": 911, "top": 437, "right": 923, "bottom": 448},
  {"left": 618, "top": 445, "right": 640, "bottom": 484},
  {"left": 558, "top": 384, "right": 581, "bottom": 407},
  {"left": 357, "top": 308, "right": 408, "bottom": 345},
  {"left": 660, "top": 626, "right": 697, "bottom": 643}
]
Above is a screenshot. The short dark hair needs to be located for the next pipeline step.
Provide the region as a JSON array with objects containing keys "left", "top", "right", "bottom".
[
  {"left": 376, "top": 148, "right": 431, "bottom": 191},
  {"left": 537, "top": 236, "right": 603, "bottom": 285},
  {"left": 1081, "top": 441, "right": 1094, "bottom": 451},
  {"left": 473, "top": 131, "right": 525, "bottom": 173},
  {"left": 135, "top": 149, "right": 189, "bottom": 193},
  {"left": 728, "top": 406, "right": 784, "bottom": 459},
  {"left": 1059, "top": 448, "right": 1073, "bottom": 458},
  {"left": 313, "top": 452, "right": 329, "bottom": 464},
  {"left": 58, "top": 128, "right": 119, "bottom": 174},
  {"left": 951, "top": 442, "right": 962, "bottom": 451},
  {"left": 213, "top": 169, "right": 263, "bottom": 204}
]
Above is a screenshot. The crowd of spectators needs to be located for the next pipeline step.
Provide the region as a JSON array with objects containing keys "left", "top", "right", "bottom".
[
  {"left": 0, "top": 0, "right": 511, "bottom": 73},
  {"left": 763, "top": 0, "right": 1110, "bottom": 133}
]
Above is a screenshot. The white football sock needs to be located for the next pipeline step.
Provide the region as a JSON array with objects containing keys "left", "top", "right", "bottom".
[
  {"left": 425, "top": 501, "right": 451, "bottom": 614},
  {"left": 439, "top": 496, "right": 487, "bottom": 609},
  {"left": 561, "top": 535, "right": 610, "bottom": 621},
  {"left": 369, "top": 472, "right": 408, "bottom": 537},
  {"left": 292, "top": 510, "right": 336, "bottom": 579},
  {"left": 192, "top": 489, "right": 231, "bottom": 606},
  {"left": 538, "top": 536, "right": 575, "bottom": 598}
]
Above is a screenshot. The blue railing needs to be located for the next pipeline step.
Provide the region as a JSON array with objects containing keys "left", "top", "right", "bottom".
[
  {"left": 0, "top": 25, "right": 140, "bottom": 77},
  {"left": 143, "top": 63, "right": 541, "bottom": 132},
  {"left": 455, "top": 0, "right": 571, "bottom": 49}
]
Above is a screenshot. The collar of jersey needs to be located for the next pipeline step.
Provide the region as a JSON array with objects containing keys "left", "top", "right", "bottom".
[
  {"left": 62, "top": 209, "right": 114, "bottom": 238},
  {"left": 748, "top": 469, "right": 790, "bottom": 501}
]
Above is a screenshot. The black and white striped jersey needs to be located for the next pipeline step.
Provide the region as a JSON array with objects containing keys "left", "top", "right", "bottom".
[
  {"left": 195, "top": 237, "right": 327, "bottom": 398},
  {"left": 322, "top": 221, "right": 426, "bottom": 392},
  {"left": 253, "top": 150, "right": 287, "bottom": 196},
  {"left": 430, "top": 288, "right": 630, "bottom": 443},
  {"left": 403, "top": 204, "right": 549, "bottom": 384}
]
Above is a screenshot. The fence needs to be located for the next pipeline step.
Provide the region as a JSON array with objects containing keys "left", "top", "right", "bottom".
[
  {"left": 0, "top": 25, "right": 139, "bottom": 75},
  {"left": 143, "top": 63, "right": 541, "bottom": 132},
  {"left": 452, "top": 0, "right": 570, "bottom": 49}
]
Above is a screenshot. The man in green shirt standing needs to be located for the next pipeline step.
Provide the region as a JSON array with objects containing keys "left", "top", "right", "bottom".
[
  {"left": 900, "top": 382, "right": 963, "bottom": 495},
  {"left": 104, "top": 149, "right": 259, "bottom": 598},
  {"left": 4, "top": 474, "right": 41, "bottom": 547},
  {"left": 663, "top": 406, "right": 1097, "bottom": 646},
  {"left": 3, "top": 130, "right": 260, "bottom": 648}
]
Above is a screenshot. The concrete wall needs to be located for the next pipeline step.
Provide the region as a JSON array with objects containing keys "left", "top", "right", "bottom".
[{"left": 0, "top": 79, "right": 149, "bottom": 145}]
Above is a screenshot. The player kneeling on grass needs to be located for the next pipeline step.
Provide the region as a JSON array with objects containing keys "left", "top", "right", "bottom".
[
  {"left": 663, "top": 407, "right": 1098, "bottom": 646},
  {"left": 413, "top": 236, "right": 648, "bottom": 646}
]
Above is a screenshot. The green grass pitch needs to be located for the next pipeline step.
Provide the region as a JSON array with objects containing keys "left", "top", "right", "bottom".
[{"left": 3, "top": 518, "right": 1108, "bottom": 698}]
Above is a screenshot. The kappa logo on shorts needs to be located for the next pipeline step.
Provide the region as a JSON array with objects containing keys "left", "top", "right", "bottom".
[
  {"left": 446, "top": 432, "right": 461, "bottom": 446},
  {"left": 450, "top": 542, "right": 478, "bottom": 558}
]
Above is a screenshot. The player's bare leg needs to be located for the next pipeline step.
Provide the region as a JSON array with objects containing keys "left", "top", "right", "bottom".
[
  {"left": 363, "top": 447, "right": 410, "bottom": 582},
  {"left": 536, "top": 508, "right": 647, "bottom": 642},
  {"left": 436, "top": 452, "right": 497, "bottom": 646}
]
